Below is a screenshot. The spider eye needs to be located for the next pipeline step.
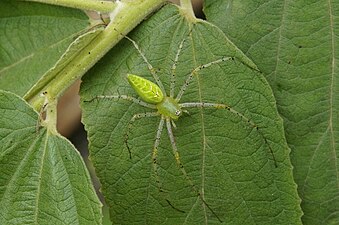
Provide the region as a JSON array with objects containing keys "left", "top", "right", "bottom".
[{"left": 175, "top": 110, "right": 181, "bottom": 116}]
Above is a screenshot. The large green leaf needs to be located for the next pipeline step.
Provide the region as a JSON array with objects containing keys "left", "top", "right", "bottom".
[
  {"left": 204, "top": 1, "right": 339, "bottom": 224},
  {"left": 81, "top": 4, "right": 302, "bottom": 224},
  {"left": 0, "top": 90, "right": 102, "bottom": 225},
  {"left": 0, "top": 0, "right": 89, "bottom": 96}
]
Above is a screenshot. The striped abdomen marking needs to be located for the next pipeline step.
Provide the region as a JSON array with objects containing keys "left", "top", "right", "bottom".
[{"left": 127, "top": 74, "right": 164, "bottom": 104}]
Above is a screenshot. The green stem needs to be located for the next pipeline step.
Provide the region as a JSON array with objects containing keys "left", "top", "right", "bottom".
[
  {"left": 22, "top": 0, "right": 116, "bottom": 13},
  {"left": 179, "top": 0, "right": 196, "bottom": 22},
  {"left": 42, "top": 93, "right": 58, "bottom": 134},
  {"left": 26, "top": 0, "right": 166, "bottom": 110}
]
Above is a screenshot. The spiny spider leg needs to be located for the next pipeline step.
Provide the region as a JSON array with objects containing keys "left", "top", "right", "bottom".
[
  {"left": 87, "top": 95, "right": 156, "bottom": 109},
  {"left": 152, "top": 117, "right": 185, "bottom": 213},
  {"left": 170, "top": 37, "right": 186, "bottom": 98},
  {"left": 124, "top": 36, "right": 166, "bottom": 93},
  {"left": 152, "top": 117, "right": 165, "bottom": 192},
  {"left": 124, "top": 112, "right": 159, "bottom": 159},
  {"left": 165, "top": 118, "right": 223, "bottom": 223},
  {"left": 180, "top": 102, "right": 278, "bottom": 167},
  {"left": 176, "top": 56, "right": 234, "bottom": 102}
]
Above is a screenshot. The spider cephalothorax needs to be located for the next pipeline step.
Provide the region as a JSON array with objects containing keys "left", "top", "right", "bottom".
[{"left": 127, "top": 73, "right": 182, "bottom": 120}]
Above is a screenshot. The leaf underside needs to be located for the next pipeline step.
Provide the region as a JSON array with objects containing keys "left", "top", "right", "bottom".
[
  {"left": 0, "top": 91, "right": 102, "bottom": 225},
  {"left": 0, "top": 0, "right": 89, "bottom": 97},
  {"left": 81, "top": 4, "right": 302, "bottom": 225},
  {"left": 204, "top": 1, "right": 339, "bottom": 224}
]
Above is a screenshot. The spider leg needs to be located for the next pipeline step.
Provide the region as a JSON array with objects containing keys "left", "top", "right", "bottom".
[
  {"left": 125, "top": 112, "right": 159, "bottom": 159},
  {"left": 180, "top": 102, "right": 278, "bottom": 168},
  {"left": 124, "top": 36, "right": 166, "bottom": 93},
  {"left": 170, "top": 120, "right": 177, "bottom": 129},
  {"left": 152, "top": 117, "right": 164, "bottom": 191},
  {"left": 170, "top": 37, "right": 186, "bottom": 98},
  {"left": 165, "top": 118, "right": 222, "bottom": 222},
  {"left": 152, "top": 116, "right": 185, "bottom": 213},
  {"left": 176, "top": 56, "right": 234, "bottom": 102},
  {"left": 86, "top": 94, "right": 156, "bottom": 109}
]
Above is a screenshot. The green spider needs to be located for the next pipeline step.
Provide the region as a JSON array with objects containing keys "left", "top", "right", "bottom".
[{"left": 90, "top": 35, "right": 277, "bottom": 222}]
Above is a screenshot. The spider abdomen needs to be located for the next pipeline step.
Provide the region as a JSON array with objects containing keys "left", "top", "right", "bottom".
[{"left": 127, "top": 74, "right": 164, "bottom": 104}]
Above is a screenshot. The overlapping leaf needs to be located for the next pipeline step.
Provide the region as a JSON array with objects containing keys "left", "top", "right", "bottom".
[
  {"left": 0, "top": 0, "right": 89, "bottom": 96},
  {"left": 0, "top": 91, "right": 102, "bottom": 225},
  {"left": 81, "top": 4, "right": 302, "bottom": 224},
  {"left": 204, "top": 1, "right": 339, "bottom": 224}
]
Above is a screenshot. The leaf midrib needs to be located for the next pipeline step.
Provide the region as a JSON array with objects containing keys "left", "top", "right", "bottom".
[
  {"left": 271, "top": 0, "right": 287, "bottom": 83},
  {"left": 189, "top": 24, "right": 209, "bottom": 224},
  {"left": 327, "top": 0, "right": 339, "bottom": 191},
  {"left": 34, "top": 130, "right": 48, "bottom": 224},
  {"left": 0, "top": 130, "right": 44, "bottom": 222}
]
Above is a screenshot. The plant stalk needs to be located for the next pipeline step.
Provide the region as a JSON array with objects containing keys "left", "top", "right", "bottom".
[
  {"left": 43, "top": 93, "right": 58, "bottom": 134},
  {"left": 179, "top": 0, "right": 196, "bottom": 22},
  {"left": 21, "top": 0, "right": 116, "bottom": 13},
  {"left": 27, "top": 0, "right": 166, "bottom": 110}
]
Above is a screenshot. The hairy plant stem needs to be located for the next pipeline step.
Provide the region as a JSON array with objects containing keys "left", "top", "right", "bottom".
[
  {"left": 21, "top": 0, "right": 116, "bottom": 13},
  {"left": 179, "top": 0, "right": 197, "bottom": 22},
  {"left": 25, "top": 0, "right": 166, "bottom": 111}
]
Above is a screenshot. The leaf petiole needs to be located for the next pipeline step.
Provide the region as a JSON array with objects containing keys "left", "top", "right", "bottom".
[
  {"left": 179, "top": 0, "right": 197, "bottom": 22},
  {"left": 41, "top": 92, "right": 58, "bottom": 134}
]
